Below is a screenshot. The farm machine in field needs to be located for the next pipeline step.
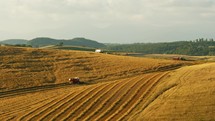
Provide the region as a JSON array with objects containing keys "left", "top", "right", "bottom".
[
  {"left": 69, "top": 77, "right": 81, "bottom": 84},
  {"left": 173, "top": 56, "right": 186, "bottom": 61}
]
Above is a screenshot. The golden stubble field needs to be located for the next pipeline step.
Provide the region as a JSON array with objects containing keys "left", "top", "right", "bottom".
[
  {"left": 133, "top": 63, "right": 215, "bottom": 121},
  {"left": 0, "top": 63, "right": 214, "bottom": 121},
  {"left": 0, "top": 46, "right": 189, "bottom": 91},
  {"left": 0, "top": 46, "right": 214, "bottom": 121}
]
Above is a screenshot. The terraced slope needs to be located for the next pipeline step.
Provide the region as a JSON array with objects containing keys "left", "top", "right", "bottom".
[{"left": 0, "top": 46, "right": 188, "bottom": 91}]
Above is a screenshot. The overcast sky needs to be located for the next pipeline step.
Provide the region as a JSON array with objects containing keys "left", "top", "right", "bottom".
[{"left": 0, "top": 0, "right": 215, "bottom": 43}]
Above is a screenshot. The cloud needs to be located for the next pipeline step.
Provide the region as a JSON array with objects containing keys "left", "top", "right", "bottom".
[{"left": 0, "top": 0, "right": 215, "bottom": 42}]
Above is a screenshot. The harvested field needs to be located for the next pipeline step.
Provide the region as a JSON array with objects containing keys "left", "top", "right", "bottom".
[
  {"left": 144, "top": 54, "right": 215, "bottom": 62},
  {"left": 0, "top": 63, "right": 214, "bottom": 121},
  {"left": 0, "top": 72, "right": 169, "bottom": 120},
  {"left": 0, "top": 46, "right": 214, "bottom": 121},
  {"left": 0, "top": 46, "right": 190, "bottom": 91},
  {"left": 133, "top": 63, "right": 215, "bottom": 121}
]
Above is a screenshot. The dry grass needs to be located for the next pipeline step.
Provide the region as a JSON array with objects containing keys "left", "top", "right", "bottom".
[
  {"left": 0, "top": 72, "right": 169, "bottom": 120},
  {"left": 132, "top": 63, "right": 215, "bottom": 121},
  {"left": 1, "top": 63, "right": 214, "bottom": 121},
  {"left": 0, "top": 46, "right": 214, "bottom": 121},
  {"left": 144, "top": 54, "right": 215, "bottom": 62},
  {"left": 0, "top": 46, "right": 188, "bottom": 91}
]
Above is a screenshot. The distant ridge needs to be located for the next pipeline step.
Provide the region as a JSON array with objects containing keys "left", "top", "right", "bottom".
[
  {"left": 28, "top": 37, "right": 106, "bottom": 48},
  {"left": 28, "top": 37, "right": 59, "bottom": 47},
  {"left": 0, "top": 37, "right": 106, "bottom": 48},
  {"left": 0, "top": 39, "right": 28, "bottom": 45}
]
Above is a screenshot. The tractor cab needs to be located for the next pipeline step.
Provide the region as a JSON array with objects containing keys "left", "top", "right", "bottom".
[{"left": 69, "top": 77, "right": 80, "bottom": 84}]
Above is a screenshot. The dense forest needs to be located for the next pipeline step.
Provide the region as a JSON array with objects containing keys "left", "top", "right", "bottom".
[{"left": 106, "top": 38, "right": 215, "bottom": 56}]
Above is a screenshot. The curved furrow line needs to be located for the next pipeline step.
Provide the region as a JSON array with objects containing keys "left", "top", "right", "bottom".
[
  {"left": 5, "top": 116, "right": 16, "bottom": 121},
  {"left": 0, "top": 100, "right": 29, "bottom": 110},
  {"left": 125, "top": 72, "right": 169, "bottom": 121},
  {"left": 0, "top": 95, "right": 56, "bottom": 118},
  {"left": 28, "top": 92, "right": 81, "bottom": 121},
  {"left": 66, "top": 79, "right": 125, "bottom": 121},
  {"left": 44, "top": 85, "right": 103, "bottom": 121},
  {"left": 0, "top": 107, "right": 30, "bottom": 119},
  {"left": 0, "top": 116, "right": 15, "bottom": 121},
  {"left": 101, "top": 74, "right": 155, "bottom": 121},
  {"left": 25, "top": 93, "right": 75, "bottom": 121},
  {"left": 80, "top": 76, "right": 140, "bottom": 121},
  {"left": 107, "top": 73, "right": 163, "bottom": 121},
  {"left": 57, "top": 83, "right": 110, "bottom": 121},
  {"left": 84, "top": 76, "right": 142, "bottom": 121},
  {"left": 0, "top": 107, "right": 33, "bottom": 120},
  {"left": 0, "top": 93, "right": 56, "bottom": 109},
  {"left": 179, "top": 69, "right": 195, "bottom": 84},
  {"left": 51, "top": 84, "right": 109, "bottom": 121},
  {"left": 16, "top": 93, "right": 69, "bottom": 121},
  {"left": 121, "top": 72, "right": 169, "bottom": 121},
  {"left": 0, "top": 84, "right": 71, "bottom": 99},
  {"left": 45, "top": 84, "right": 107, "bottom": 121},
  {"left": 0, "top": 95, "right": 58, "bottom": 120},
  {"left": 16, "top": 87, "right": 88, "bottom": 121},
  {"left": 26, "top": 86, "right": 92, "bottom": 121},
  {"left": 94, "top": 74, "right": 151, "bottom": 121}
]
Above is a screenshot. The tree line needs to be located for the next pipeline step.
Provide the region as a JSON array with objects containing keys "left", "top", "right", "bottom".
[{"left": 106, "top": 38, "right": 215, "bottom": 56}]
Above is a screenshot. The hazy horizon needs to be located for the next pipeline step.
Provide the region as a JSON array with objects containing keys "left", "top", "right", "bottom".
[{"left": 0, "top": 0, "right": 215, "bottom": 43}]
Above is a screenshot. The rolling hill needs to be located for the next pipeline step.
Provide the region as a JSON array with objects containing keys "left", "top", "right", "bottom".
[
  {"left": 0, "top": 46, "right": 189, "bottom": 91},
  {"left": 0, "top": 37, "right": 106, "bottom": 49},
  {"left": 133, "top": 63, "right": 215, "bottom": 121},
  {"left": 0, "top": 39, "right": 28, "bottom": 45},
  {"left": 1, "top": 46, "right": 214, "bottom": 121},
  {"left": 0, "top": 63, "right": 214, "bottom": 121},
  {"left": 40, "top": 45, "right": 97, "bottom": 52},
  {"left": 28, "top": 37, "right": 106, "bottom": 48}
]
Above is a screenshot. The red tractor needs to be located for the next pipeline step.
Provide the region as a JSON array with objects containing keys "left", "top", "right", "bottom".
[
  {"left": 69, "top": 77, "right": 80, "bottom": 84},
  {"left": 173, "top": 56, "right": 186, "bottom": 61}
]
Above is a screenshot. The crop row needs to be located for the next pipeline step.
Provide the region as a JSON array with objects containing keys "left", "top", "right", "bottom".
[{"left": 0, "top": 72, "right": 170, "bottom": 121}]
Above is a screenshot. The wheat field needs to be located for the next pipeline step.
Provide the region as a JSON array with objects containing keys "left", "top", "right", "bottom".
[
  {"left": 0, "top": 46, "right": 189, "bottom": 91},
  {"left": 0, "top": 72, "right": 170, "bottom": 120},
  {"left": 0, "top": 46, "right": 214, "bottom": 121}
]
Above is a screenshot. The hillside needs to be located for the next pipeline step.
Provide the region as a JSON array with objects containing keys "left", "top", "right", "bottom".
[
  {"left": 0, "top": 63, "right": 214, "bottom": 120},
  {"left": 28, "top": 37, "right": 106, "bottom": 48},
  {"left": 41, "top": 45, "right": 97, "bottom": 52},
  {"left": 133, "top": 63, "right": 215, "bottom": 121},
  {"left": 0, "top": 39, "right": 28, "bottom": 45},
  {"left": 28, "top": 37, "right": 58, "bottom": 47},
  {"left": 0, "top": 46, "right": 189, "bottom": 91},
  {"left": 63, "top": 38, "right": 106, "bottom": 48}
]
